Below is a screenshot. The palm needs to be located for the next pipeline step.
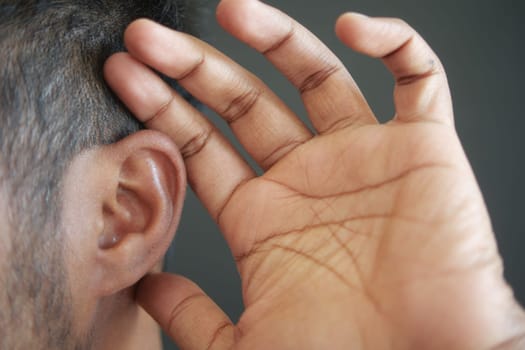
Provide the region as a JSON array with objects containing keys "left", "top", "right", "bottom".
[{"left": 220, "top": 122, "right": 504, "bottom": 349}]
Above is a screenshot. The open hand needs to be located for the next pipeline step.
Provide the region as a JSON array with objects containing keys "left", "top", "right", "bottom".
[{"left": 104, "top": 0, "right": 525, "bottom": 349}]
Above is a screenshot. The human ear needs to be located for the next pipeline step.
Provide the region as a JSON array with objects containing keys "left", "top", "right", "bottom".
[{"left": 62, "top": 130, "right": 186, "bottom": 297}]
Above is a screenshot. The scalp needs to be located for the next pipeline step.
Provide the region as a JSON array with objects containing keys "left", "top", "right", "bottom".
[{"left": 0, "top": 0, "right": 198, "bottom": 227}]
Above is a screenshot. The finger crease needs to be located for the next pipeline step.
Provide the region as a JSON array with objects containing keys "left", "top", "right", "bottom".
[
  {"left": 167, "top": 293, "right": 207, "bottom": 334},
  {"left": 177, "top": 54, "right": 206, "bottom": 81},
  {"left": 206, "top": 321, "right": 234, "bottom": 350},
  {"left": 180, "top": 127, "right": 214, "bottom": 159},
  {"left": 396, "top": 65, "right": 441, "bottom": 86},
  {"left": 299, "top": 64, "right": 342, "bottom": 94},
  {"left": 261, "top": 139, "right": 306, "bottom": 169},
  {"left": 319, "top": 115, "right": 361, "bottom": 134},
  {"left": 262, "top": 23, "right": 296, "bottom": 55},
  {"left": 381, "top": 35, "right": 414, "bottom": 60},
  {"left": 145, "top": 92, "right": 176, "bottom": 125},
  {"left": 221, "top": 88, "right": 262, "bottom": 124},
  {"left": 216, "top": 178, "right": 251, "bottom": 227}
]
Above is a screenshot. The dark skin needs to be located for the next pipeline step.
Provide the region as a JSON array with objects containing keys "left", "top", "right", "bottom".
[{"left": 105, "top": 0, "right": 525, "bottom": 349}]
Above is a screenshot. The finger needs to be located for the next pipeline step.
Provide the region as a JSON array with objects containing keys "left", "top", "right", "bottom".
[
  {"left": 336, "top": 13, "right": 453, "bottom": 125},
  {"left": 136, "top": 273, "right": 236, "bottom": 350},
  {"left": 124, "top": 19, "right": 312, "bottom": 170},
  {"left": 104, "top": 53, "right": 255, "bottom": 222},
  {"left": 216, "top": 0, "right": 377, "bottom": 134}
]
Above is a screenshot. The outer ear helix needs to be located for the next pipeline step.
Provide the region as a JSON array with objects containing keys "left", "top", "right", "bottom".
[
  {"left": 60, "top": 130, "right": 186, "bottom": 298},
  {"left": 87, "top": 130, "right": 186, "bottom": 295}
]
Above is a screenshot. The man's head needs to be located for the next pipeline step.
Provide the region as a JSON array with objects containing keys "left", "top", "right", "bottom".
[{"left": 0, "top": 1, "right": 195, "bottom": 348}]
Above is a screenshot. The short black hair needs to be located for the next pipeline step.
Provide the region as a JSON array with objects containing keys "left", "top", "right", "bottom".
[{"left": 0, "top": 1, "right": 198, "bottom": 348}]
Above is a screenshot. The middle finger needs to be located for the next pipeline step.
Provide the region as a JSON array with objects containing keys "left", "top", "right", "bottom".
[{"left": 217, "top": 0, "right": 378, "bottom": 133}]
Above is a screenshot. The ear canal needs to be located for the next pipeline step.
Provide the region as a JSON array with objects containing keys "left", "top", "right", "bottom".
[
  {"left": 98, "top": 185, "right": 151, "bottom": 250},
  {"left": 98, "top": 231, "right": 123, "bottom": 249}
]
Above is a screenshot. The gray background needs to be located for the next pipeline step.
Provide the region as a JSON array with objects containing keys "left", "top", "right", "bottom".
[{"left": 164, "top": 0, "right": 525, "bottom": 348}]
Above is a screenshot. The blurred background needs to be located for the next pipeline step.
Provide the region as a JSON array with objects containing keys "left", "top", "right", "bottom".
[{"left": 164, "top": 0, "right": 525, "bottom": 348}]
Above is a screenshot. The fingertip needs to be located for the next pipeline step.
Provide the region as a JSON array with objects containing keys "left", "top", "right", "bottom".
[
  {"left": 124, "top": 18, "right": 180, "bottom": 60},
  {"left": 103, "top": 52, "right": 132, "bottom": 93},
  {"left": 216, "top": 0, "right": 292, "bottom": 52},
  {"left": 335, "top": 12, "right": 374, "bottom": 54},
  {"left": 216, "top": 0, "right": 237, "bottom": 20},
  {"left": 122, "top": 19, "right": 204, "bottom": 81},
  {"left": 103, "top": 52, "right": 123, "bottom": 77},
  {"left": 336, "top": 13, "right": 413, "bottom": 59},
  {"left": 124, "top": 18, "right": 156, "bottom": 48},
  {"left": 216, "top": 0, "right": 257, "bottom": 20},
  {"left": 216, "top": 0, "right": 252, "bottom": 32},
  {"left": 103, "top": 52, "right": 175, "bottom": 124},
  {"left": 104, "top": 50, "right": 131, "bottom": 69},
  {"left": 336, "top": 11, "right": 369, "bottom": 26}
]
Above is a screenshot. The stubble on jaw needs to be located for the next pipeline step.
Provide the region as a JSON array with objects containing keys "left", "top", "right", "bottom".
[
  {"left": 0, "top": 186, "right": 11, "bottom": 341},
  {"left": 0, "top": 184, "right": 90, "bottom": 349},
  {"left": 0, "top": 189, "right": 9, "bottom": 269}
]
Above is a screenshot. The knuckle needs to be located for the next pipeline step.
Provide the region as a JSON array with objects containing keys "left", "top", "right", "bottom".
[
  {"left": 299, "top": 63, "right": 342, "bottom": 94},
  {"left": 180, "top": 126, "right": 214, "bottom": 159},
  {"left": 395, "top": 67, "right": 440, "bottom": 86},
  {"left": 176, "top": 53, "right": 206, "bottom": 81},
  {"left": 261, "top": 138, "right": 306, "bottom": 169},
  {"left": 146, "top": 93, "right": 175, "bottom": 125},
  {"left": 319, "top": 115, "right": 358, "bottom": 134},
  {"left": 262, "top": 22, "right": 296, "bottom": 55},
  {"left": 220, "top": 87, "right": 262, "bottom": 123}
]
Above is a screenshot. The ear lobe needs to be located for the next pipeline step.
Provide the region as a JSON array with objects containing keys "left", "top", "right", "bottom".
[{"left": 94, "top": 131, "right": 186, "bottom": 296}]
